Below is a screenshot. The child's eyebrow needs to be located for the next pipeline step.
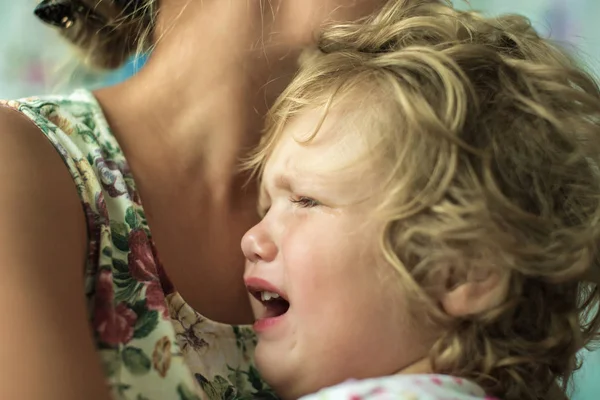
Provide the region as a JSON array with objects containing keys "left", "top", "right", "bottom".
[
  {"left": 273, "top": 172, "right": 327, "bottom": 194},
  {"left": 258, "top": 174, "right": 292, "bottom": 198},
  {"left": 257, "top": 174, "right": 293, "bottom": 207},
  {"left": 270, "top": 171, "right": 352, "bottom": 195},
  {"left": 274, "top": 174, "right": 294, "bottom": 192}
]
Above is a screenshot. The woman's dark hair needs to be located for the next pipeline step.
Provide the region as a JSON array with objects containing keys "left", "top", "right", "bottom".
[{"left": 35, "top": 0, "right": 158, "bottom": 69}]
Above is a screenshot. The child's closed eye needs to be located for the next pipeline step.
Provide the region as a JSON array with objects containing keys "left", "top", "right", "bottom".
[{"left": 289, "top": 196, "right": 321, "bottom": 208}]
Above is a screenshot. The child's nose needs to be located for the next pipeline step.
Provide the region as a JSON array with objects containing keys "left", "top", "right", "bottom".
[{"left": 241, "top": 222, "right": 278, "bottom": 263}]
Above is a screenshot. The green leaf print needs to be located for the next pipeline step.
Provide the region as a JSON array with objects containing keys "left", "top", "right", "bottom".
[
  {"left": 136, "top": 208, "right": 148, "bottom": 228},
  {"left": 113, "top": 272, "right": 135, "bottom": 290},
  {"left": 113, "top": 258, "right": 132, "bottom": 285},
  {"left": 253, "top": 392, "right": 280, "bottom": 400},
  {"left": 177, "top": 384, "right": 202, "bottom": 400},
  {"left": 227, "top": 367, "right": 249, "bottom": 395},
  {"left": 121, "top": 346, "right": 151, "bottom": 375},
  {"left": 102, "top": 246, "right": 113, "bottom": 258},
  {"left": 112, "top": 258, "right": 129, "bottom": 273},
  {"left": 213, "top": 376, "right": 236, "bottom": 399},
  {"left": 226, "top": 365, "right": 277, "bottom": 399},
  {"left": 247, "top": 365, "right": 264, "bottom": 392},
  {"left": 195, "top": 374, "right": 236, "bottom": 400},
  {"left": 130, "top": 300, "right": 159, "bottom": 339},
  {"left": 111, "top": 221, "right": 130, "bottom": 252},
  {"left": 125, "top": 207, "right": 140, "bottom": 230},
  {"left": 232, "top": 326, "right": 256, "bottom": 353},
  {"left": 79, "top": 129, "right": 99, "bottom": 145},
  {"left": 114, "top": 281, "right": 143, "bottom": 303},
  {"left": 130, "top": 299, "right": 147, "bottom": 315},
  {"left": 133, "top": 309, "right": 159, "bottom": 340},
  {"left": 114, "top": 277, "right": 134, "bottom": 289},
  {"left": 99, "top": 349, "right": 121, "bottom": 377},
  {"left": 103, "top": 141, "right": 123, "bottom": 158},
  {"left": 113, "top": 383, "right": 132, "bottom": 399},
  {"left": 83, "top": 115, "right": 97, "bottom": 132}
]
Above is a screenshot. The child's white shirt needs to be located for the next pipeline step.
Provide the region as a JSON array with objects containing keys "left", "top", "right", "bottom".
[{"left": 299, "top": 374, "right": 497, "bottom": 400}]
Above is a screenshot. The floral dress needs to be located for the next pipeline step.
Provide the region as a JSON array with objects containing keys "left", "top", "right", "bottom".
[{"left": 0, "top": 90, "right": 277, "bottom": 400}]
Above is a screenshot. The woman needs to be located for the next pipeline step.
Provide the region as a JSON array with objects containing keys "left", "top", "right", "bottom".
[{"left": 0, "top": 1, "right": 383, "bottom": 399}]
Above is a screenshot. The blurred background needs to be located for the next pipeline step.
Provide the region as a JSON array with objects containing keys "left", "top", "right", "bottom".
[
  {"left": 0, "top": 0, "right": 142, "bottom": 98},
  {"left": 0, "top": 0, "right": 598, "bottom": 399},
  {"left": 1, "top": 0, "right": 599, "bottom": 97}
]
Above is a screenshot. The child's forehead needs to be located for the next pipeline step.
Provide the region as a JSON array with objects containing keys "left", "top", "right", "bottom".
[
  {"left": 260, "top": 105, "right": 386, "bottom": 202},
  {"left": 265, "top": 105, "right": 382, "bottom": 176}
]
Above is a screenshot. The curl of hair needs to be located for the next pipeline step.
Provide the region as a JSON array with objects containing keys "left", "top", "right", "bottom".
[
  {"left": 245, "top": 1, "right": 600, "bottom": 399},
  {"left": 56, "top": 0, "right": 157, "bottom": 69}
]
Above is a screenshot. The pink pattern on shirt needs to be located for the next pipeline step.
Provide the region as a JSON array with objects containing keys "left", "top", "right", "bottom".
[{"left": 431, "top": 377, "right": 444, "bottom": 386}]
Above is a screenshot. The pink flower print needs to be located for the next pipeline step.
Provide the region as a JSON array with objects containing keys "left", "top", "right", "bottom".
[
  {"left": 452, "top": 377, "right": 464, "bottom": 386},
  {"left": 93, "top": 270, "right": 138, "bottom": 345},
  {"left": 431, "top": 377, "right": 443, "bottom": 386},
  {"left": 367, "top": 387, "right": 386, "bottom": 395},
  {"left": 95, "top": 269, "right": 114, "bottom": 304},
  {"left": 95, "top": 192, "right": 108, "bottom": 222},
  {"left": 145, "top": 280, "right": 169, "bottom": 318},
  {"left": 95, "top": 303, "right": 138, "bottom": 345},
  {"left": 151, "top": 240, "right": 175, "bottom": 295},
  {"left": 128, "top": 229, "right": 159, "bottom": 282}
]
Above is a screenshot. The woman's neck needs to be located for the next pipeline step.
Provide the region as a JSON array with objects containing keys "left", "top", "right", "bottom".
[
  {"left": 94, "top": 0, "right": 385, "bottom": 197},
  {"left": 90, "top": 5, "right": 300, "bottom": 323},
  {"left": 94, "top": 3, "right": 301, "bottom": 201}
]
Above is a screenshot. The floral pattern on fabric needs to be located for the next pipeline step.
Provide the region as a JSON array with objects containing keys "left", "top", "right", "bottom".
[
  {"left": 0, "top": 90, "right": 277, "bottom": 400},
  {"left": 299, "top": 375, "right": 497, "bottom": 400}
]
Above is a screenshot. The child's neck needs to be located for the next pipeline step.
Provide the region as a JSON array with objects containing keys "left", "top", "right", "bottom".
[{"left": 397, "top": 357, "right": 431, "bottom": 375}]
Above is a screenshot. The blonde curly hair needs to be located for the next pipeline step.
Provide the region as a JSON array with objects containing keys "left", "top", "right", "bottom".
[{"left": 244, "top": 1, "right": 600, "bottom": 399}]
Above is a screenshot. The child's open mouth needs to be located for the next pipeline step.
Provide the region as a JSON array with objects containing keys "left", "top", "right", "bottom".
[
  {"left": 245, "top": 278, "right": 291, "bottom": 333},
  {"left": 251, "top": 290, "right": 290, "bottom": 319}
]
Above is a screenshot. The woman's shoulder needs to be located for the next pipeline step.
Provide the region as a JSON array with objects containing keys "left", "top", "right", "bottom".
[
  {"left": 1, "top": 89, "right": 142, "bottom": 212},
  {"left": 299, "top": 374, "right": 495, "bottom": 400},
  {"left": 0, "top": 101, "right": 86, "bottom": 214},
  {"left": 1, "top": 89, "right": 125, "bottom": 165}
]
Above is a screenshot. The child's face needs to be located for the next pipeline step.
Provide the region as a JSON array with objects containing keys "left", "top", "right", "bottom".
[{"left": 242, "top": 106, "right": 434, "bottom": 399}]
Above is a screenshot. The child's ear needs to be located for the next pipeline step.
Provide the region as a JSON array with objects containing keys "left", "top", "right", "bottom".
[{"left": 439, "top": 265, "right": 510, "bottom": 317}]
